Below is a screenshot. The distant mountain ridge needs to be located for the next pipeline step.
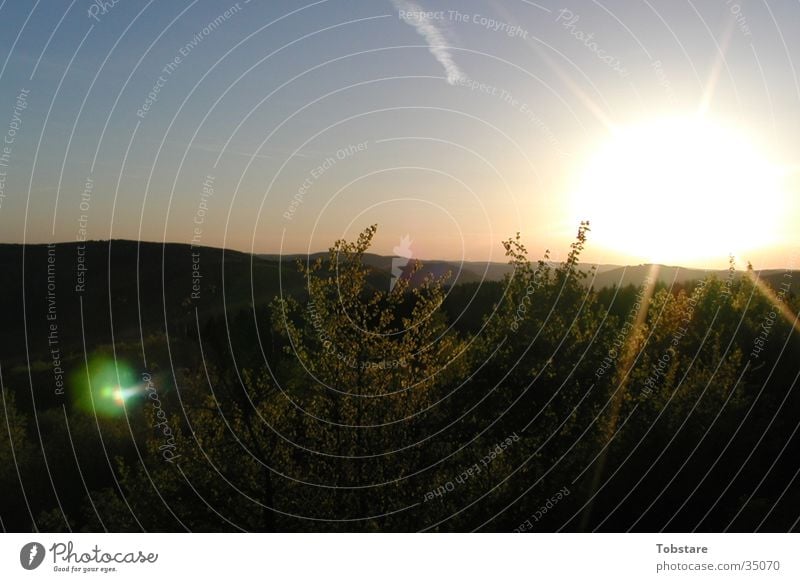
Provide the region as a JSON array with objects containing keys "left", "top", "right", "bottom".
[{"left": 260, "top": 251, "right": 794, "bottom": 292}]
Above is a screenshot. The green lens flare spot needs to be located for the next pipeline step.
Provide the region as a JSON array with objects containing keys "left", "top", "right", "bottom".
[{"left": 70, "top": 357, "right": 138, "bottom": 417}]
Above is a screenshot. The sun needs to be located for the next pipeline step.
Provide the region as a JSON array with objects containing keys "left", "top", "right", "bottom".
[{"left": 570, "top": 116, "right": 786, "bottom": 265}]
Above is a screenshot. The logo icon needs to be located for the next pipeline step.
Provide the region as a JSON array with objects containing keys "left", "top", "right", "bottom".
[
  {"left": 20, "top": 542, "right": 45, "bottom": 570},
  {"left": 390, "top": 234, "right": 414, "bottom": 291}
]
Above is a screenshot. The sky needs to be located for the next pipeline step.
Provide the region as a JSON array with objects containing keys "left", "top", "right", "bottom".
[{"left": 0, "top": 0, "right": 798, "bottom": 268}]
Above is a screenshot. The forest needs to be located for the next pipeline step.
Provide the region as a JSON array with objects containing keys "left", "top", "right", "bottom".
[{"left": 1, "top": 223, "right": 799, "bottom": 532}]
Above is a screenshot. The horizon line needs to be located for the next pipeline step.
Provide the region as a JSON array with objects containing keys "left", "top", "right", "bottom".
[{"left": 0, "top": 237, "right": 795, "bottom": 272}]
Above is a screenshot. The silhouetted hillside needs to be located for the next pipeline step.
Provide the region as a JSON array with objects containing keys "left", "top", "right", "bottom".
[
  {"left": 0, "top": 240, "right": 308, "bottom": 404},
  {"left": 1, "top": 232, "right": 799, "bottom": 533}
]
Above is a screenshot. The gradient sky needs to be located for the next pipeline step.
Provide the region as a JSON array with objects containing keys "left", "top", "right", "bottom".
[{"left": 0, "top": 0, "right": 798, "bottom": 267}]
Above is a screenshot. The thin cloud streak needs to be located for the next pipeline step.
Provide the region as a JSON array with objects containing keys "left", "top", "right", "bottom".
[{"left": 392, "top": 0, "right": 465, "bottom": 84}]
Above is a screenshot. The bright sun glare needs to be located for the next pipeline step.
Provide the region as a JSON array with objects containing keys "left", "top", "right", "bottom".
[{"left": 571, "top": 116, "right": 786, "bottom": 265}]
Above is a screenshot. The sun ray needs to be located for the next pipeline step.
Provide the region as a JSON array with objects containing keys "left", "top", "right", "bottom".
[
  {"left": 697, "top": 14, "right": 737, "bottom": 117},
  {"left": 523, "top": 34, "right": 616, "bottom": 132},
  {"left": 579, "top": 264, "right": 660, "bottom": 528},
  {"left": 748, "top": 269, "right": 800, "bottom": 336}
]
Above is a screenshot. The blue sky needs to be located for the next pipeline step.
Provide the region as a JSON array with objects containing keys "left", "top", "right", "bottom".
[{"left": 0, "top": 0, "right": 798, "bottom": 266}]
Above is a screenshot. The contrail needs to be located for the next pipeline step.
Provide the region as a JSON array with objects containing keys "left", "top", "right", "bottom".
[{"left": 392, "top": 0, "right": 464, "bottom": 84}]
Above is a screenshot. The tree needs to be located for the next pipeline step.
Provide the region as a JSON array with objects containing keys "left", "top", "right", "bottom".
[{"left": 0, "top": 388, "right": 35, "bottom": 530}]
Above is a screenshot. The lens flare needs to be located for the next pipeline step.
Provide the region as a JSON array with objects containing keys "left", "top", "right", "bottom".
[{"left": 70, "top": 356, "right": 140, "bottom": 416}]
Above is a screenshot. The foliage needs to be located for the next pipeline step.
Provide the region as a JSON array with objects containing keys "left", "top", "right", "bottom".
[{"left": 2, "top": 223, "right": 799, "bottom": 532}]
